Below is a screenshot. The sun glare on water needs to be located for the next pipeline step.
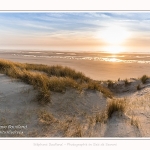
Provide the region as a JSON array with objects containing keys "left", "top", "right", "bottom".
[{"left": 97, "top": 25, "right": 130, "bottom": 54}]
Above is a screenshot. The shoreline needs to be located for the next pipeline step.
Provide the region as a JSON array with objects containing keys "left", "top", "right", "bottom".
[{"left": 0, "top": 51, "right": 150, "bottom": 81}]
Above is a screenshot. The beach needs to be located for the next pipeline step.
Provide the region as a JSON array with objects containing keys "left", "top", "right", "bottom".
[
  {"left": 0, "top": 50, "right": 150, "bottom": 137},
  {"left": 0, "top": 50, "right": 150, "bottom": 81}
]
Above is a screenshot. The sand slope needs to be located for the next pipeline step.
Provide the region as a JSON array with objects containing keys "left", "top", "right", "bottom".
[{"left": 0, "top": 73, "right": 150, "bottom": 137}]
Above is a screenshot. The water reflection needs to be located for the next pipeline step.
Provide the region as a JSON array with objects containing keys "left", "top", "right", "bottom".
[
  {"left": 12, "top": 52, "right": 150, "bottom": 64},
  {"left": 102, "top": 57, "right": 122, "bottom": 62}
]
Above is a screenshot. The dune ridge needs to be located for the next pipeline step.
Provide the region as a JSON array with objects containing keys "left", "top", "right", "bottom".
[{"left": 0, "top": 59, "right": 150, "bottom": 137}]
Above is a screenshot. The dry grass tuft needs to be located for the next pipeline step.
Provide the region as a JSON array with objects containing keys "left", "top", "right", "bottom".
[
  {"left": 38, "top": 110, "right": 56, "bottom": 125},
  {"left": 0, "top": 59, "right": 113, "bottom": 104},
  {"left": 95, "top": 111, "right": 107, "bottom": 123},
  {"left": 62, "top": 118, "right": 83, "bottom": 137},
  {"left": 71, "top": 125, "right": 83, "bottom": 137},
  {"left": 140, "top": 75, "right": 149, "bottom": 84},
  {"left": 137, "top": 84, "right": 141, "bottom": 90},
  {"left": 87, "top": 81, "right": 113, "bottom": 98},
  {"left": 89, "top": 99, "right": 127, "bottom": 124},
  {"left": 87, "top": 81, "right": 100, "bottom": 90},
  {"left": 24, "top": 64, "right": 91, "bottom": 83},
  {"left": 107, "top": 80, "right": 114, "bottom": 88},
  {"left": 124, "top": 78, "right": 130, "bottom": 86},
  {"left": 88, "top": 111, "right": 107, "bottom": 125},
  {"left": 48, "top": 77, "right": 78, "bottom": 92},
  {"left": 106, "top": 98, "right": 126, "bottom": 118},
  {"left": 131, "top": 116, "right": 139, "bottom": 128}
]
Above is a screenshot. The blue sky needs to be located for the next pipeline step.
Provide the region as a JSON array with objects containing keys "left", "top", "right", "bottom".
[{"left": 0, "top": 12, "right": 150, "bottom": 52}]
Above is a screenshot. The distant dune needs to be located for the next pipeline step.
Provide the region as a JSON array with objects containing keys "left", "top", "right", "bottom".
[{"left": 0, "top": 58, "right": 150, "bottom": 137}]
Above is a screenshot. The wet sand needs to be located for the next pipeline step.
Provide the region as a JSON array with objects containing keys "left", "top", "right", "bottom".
[{"left": 0, "top": 50, "right": 150, "bottom": 81}]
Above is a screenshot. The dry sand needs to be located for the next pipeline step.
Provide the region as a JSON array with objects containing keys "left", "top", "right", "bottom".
[
  {"left": 0, "top": 72, "right": 150, "bottom": 137},
  {"left": 0, "top": 73, "right": 107, "bottom": 137},
  {"left": 0, "top": 51, "right": 150, "bottom": 137}
]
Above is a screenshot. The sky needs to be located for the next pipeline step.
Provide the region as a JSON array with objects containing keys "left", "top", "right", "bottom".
[{"left": 0, "top": 12, "right": 150, "bottom": 53}]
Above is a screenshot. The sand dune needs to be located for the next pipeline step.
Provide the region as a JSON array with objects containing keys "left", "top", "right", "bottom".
[
  {"left": 0, "top": 69, "right": 150, "bottom": 137},
  {"left": 0, "top": 58, "right": 150, "bottom": 137},
  {"left": 0, "top": 73, "right": 107, "bottom": 137}
]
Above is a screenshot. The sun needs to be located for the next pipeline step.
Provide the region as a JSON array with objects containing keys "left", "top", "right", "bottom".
[
  {"left": 100, "top": 26, "right": 129, "bottom": 45},
  {"left": 97, "top": 25, "right": 130, "bottom": 53},
  {"left": 103, "top": 45, "right": 125, "bottom": 54}
]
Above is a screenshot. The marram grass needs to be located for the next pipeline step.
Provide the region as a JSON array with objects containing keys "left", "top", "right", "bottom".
[
  {"left": 0, "top": 59, "right": 113, "bottom": 104},
  {"left": 106, "top": 98, "right": 126, "bottom": 118}
]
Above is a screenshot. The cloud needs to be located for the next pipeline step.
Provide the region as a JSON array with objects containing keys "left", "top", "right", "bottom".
[{"left": 0, "top": 12, "right": 150, "bottom": 51}]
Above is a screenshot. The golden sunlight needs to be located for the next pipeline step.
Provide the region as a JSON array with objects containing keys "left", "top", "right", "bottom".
[
  {"left": 99, "top": 26, "right": 129, "bottom": 45},
  {"left": 97, "top": 25, "right": 130, "bottom": 54},
  {"left": 103, "top": 45, "right": 125, "bottom": 54},
  {"left": 109, "top": 58, "right": 118, "bottom": 62}
]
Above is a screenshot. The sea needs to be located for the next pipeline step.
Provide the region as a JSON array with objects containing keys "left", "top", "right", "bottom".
[
  {"left": 9, "top": 50, "right": 150, "bottom": 64},
  {"left": 0, "top": 50, "right": 150, "bottom": 80}
]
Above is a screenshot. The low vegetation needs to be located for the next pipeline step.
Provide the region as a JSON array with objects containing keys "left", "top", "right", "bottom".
[
  {"left": 87, "top": 81, "right": 113, "bottom": 98},
  {"left": 131, "top": 116, "right": 139, "bottom": 129},
  {"left": 38, "top": 110, "right": 57, "bottom": 125},
  {"left": 124, "top": 78, "right": 130, "bottom": 86},
  {"left": 88, "top": 98, "right": 127, "bottom": 125},
  {"left": 107, "top": 80, "right": 114, "bottom": 88},
  {"left": 95, "top": 111, "right": 107, "bottom": 124},
  {"left": 1, "top": 58, "right": 150, "bottom": 137},
  {"left": 137, "top": 84, "right": 141, "bottom": 90},
  {"left": 24, "top": 63, "right": 91, "bottom": 83},
  {"left": 0, "top": 59, "right": 113, "bottom": 104},
  {"left": 140, "top": 75, "right": 149, "bottom": 84},
  {"left": 106, "top": 98, "right": 126, "bottom": 118}
]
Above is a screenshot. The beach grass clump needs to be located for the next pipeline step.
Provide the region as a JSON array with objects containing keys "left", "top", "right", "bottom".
[
  {"left": 0, "top": 59, "right": 113, "bottom": 104},
  {"left": 66, "top": 124, "right": 83, "bottom": 137},
  {"left": 0, "top": 59, "right": 83, "bottom": 103},
  {"left": 107, "top": 80, "right": 114, "bottom": 88},
  {"left": 37, "top": 89, "right": 51, "bottom": 104},
  {"left": 24, "top": 64, "right": 90, "bottom": 83},
  {"left": 3, "top": 66, "right": 51, "bottom": 104},
  {"left": 0, "top": 59, "right": 15, "bottom": 72},
  {"left": 38, "top": 110, "right": 57, "bottom": 125},
  {"left": 0, "top": 59, "right": 84, "bottom": 104},
  {"left": 137, "top": 84, "right": 141, "bottom": 90},
  {"left": 48, "top": 77, "right": 78, "bottom": 92},
  {"left": 87, "top": 81, "right": 113, "bottom": 98},
  {"left": 95, "top": 111, "right": 107, "bottom": 123},
  {"left": 99, "top": 86, "right": 113, "bottom": 98},
  {"left": 72, "top": 125, "right": 83, "bottom": 137},
  {"left": 87, "top": 81, "right": 100, "bottom": 90},
  {"left": 3, "top": 66, "right": 80, "bottom": 103},
  {"left": 124, "top": 78, "right": 130, "bottom": 86},
  {"left": 106, "top": 98, "right": 126, "bottom": 118},
  {"left": 140, "top": 75, "right": 149, "bottom": 84}
]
